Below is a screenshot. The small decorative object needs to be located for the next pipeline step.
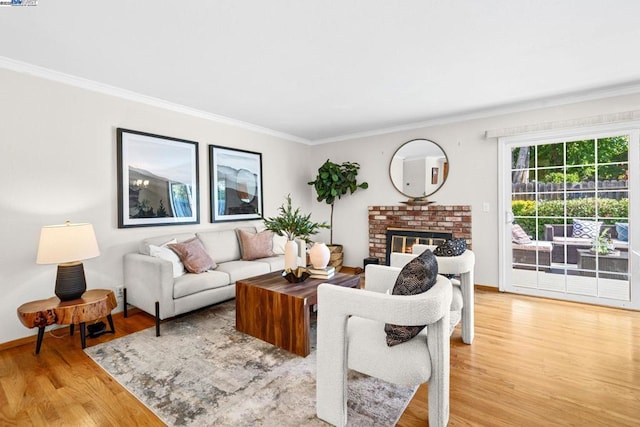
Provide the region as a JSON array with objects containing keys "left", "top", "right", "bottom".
[
  {"left": 263, "top": 194, "right": 329, "bottom": 270},
  {"left": 400, "top": 195, "right": 434, "bottom": 206},
  {"left": 309, "top": 242, "right": 331, "bottom": 269},
  {"left": 282, "top": 267, "right": 311, "bottom": 283},
  {"left": 36, "top": 221, "right": 100, "bottom": 301}
]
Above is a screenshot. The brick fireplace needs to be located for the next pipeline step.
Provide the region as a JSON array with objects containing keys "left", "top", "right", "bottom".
[{"left": 369, "top": 205, "right": 472, "bottom": 265}]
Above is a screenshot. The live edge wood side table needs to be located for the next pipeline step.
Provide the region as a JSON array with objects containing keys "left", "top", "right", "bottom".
[
  {"left": 17, "top": 289, "right": 117, "bottom": 354},
  {"left": 236, "top": 271, "right": 361, "bottom": 357}
]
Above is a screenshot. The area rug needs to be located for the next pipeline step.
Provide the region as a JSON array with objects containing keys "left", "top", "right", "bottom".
[{"left": 85, "top": 301, "right": 416, "bottom": 426}]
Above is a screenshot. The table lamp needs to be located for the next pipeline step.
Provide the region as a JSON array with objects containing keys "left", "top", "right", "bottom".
[{"left": 36, "top": 221, "right": 100, "bottom": 301}]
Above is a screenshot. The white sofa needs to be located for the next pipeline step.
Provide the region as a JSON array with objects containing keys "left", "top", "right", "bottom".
[{"left": 123, "top": 226, "right": 303, "bottom": 335}]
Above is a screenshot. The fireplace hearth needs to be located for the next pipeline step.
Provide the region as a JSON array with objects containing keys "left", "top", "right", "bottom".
[{"left": 369, "top": 205, "right": 472, "bottom": 265}]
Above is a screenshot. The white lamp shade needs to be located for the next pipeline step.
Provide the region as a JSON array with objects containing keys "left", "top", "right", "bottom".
[{"left": 36, "top": 222, "right": 100, "bottom": 264}]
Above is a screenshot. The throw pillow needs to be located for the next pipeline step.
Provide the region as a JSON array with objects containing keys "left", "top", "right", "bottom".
[
  {"left": 616, "top": 222, "right": 629, "bottom": 242},
  {"left": 511, "top": 224, "right": 532, "bottom": 244},
  {"left": 237, "top": 229, "right": 275, "bottom": 261},
  {"left": 149, "top": 239, "right": 185, "bottom": 278},
  {"left": 272, "top": 233, "right": 288, "bottom": 255},
  {"left": 572, "top": 219, "right": 602, "bottom": 239},
  {"left": 433, "top": 238, "right": 467, "bottom": 256},
  {"left": 168, "top": 237, "right": 216, "bottom": 274},
  {"left": 384, "top": 249, "right": 439, "bottom": 347}
]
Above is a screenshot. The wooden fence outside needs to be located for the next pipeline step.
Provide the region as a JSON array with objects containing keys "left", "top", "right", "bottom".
[{"left": 512, "top": 180, "right": 628, "bottom": 201}]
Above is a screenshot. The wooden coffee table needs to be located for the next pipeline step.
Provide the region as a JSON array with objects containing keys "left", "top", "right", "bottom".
[{"left": 235, "top": 271, "right": 361, "bottom": 357}]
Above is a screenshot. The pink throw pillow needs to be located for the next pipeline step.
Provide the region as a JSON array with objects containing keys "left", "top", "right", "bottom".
[
  {"left": 238, "top": 229, "right": 274, "bottom": 261},
  {"left": 168, "top": 238, "right": 216, "bottom": 273}
]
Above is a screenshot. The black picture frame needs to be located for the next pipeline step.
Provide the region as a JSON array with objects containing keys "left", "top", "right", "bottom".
[
  {"left": 209, "top": 145, "right": 263, "bottom": 222},
  {"left": 117, "top": 128, "right": 200, "bottom": 228}
]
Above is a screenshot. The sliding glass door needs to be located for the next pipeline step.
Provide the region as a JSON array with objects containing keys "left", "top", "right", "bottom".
[{"left": 499, "top": 126, "right": 639, "bottom": 309}]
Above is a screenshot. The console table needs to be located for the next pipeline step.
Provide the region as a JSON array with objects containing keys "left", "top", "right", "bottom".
[{"left": 17, "top": 289, "right": 117, "bottom": 354}]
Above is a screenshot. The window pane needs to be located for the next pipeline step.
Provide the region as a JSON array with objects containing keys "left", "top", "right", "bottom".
[
  {"left": 536, "top": 142, "right": 564, "bottom": 167},
  {"left": 566, "top": 139, "right": 595, "bottom": 165}
]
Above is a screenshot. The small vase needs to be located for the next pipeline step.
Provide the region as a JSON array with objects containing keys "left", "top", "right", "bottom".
[
  {"left": 284, "top": 240, "right": 298, "bottom": 270},
  {"left": 309, "top": 242, "right": 331, "bottom": 269}
]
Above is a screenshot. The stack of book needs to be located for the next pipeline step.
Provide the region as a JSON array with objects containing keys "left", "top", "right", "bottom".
[{"left": 307, "top": 266, "right": 335, "bottom": 279}]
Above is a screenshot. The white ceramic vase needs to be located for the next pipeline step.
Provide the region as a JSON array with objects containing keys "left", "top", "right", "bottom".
[
  {"left": 284, "top": 239, "right": 298, "bottom": 270},
  {"left": 309, "top": 242, "right": 331, "bottom": 269}
]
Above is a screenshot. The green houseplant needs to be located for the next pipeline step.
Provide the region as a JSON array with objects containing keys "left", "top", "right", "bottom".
[
  {"left": 308, "top": 160, "right": 368, "bottom": 270},
  {"left": 263, "top": 194, "right": 328, "bottom": 270}
]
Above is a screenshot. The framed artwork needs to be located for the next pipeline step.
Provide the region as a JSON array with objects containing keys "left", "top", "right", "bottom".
[
  {"left": 117, "top": 128, "right": 199, "bottom": 228},
  {"left": 209, "top": 145, "right": 263, "bottom": 222}
]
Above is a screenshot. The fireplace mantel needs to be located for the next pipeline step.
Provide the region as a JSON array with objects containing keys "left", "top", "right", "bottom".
[{"left": 368, "top": 204, "right": 472, "bottom": 265}]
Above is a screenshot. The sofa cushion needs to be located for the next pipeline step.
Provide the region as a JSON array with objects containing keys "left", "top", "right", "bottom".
[
  {"left": 169, "top": 238, "right": 217, "bottom": 273},
  {"left": 272, "top": 233, "right": 288, "bottom": 255},
  {"left": 197, "top": 228, "right": 252, "bottom": 264},
  {"left": 572, "top": 219, "right": 602, "bottom": 239},
  {"left": 215, "top": 260, "right": 270, "bottom": 283},
  {"left": 173, "top": 270, "right": 231, "bottom": 299},
  {"left": 616, "top": 222, "right": 629, "bottom": 242},
  {"left": 237, "top": 229, "right": 275, "bottom": 260},
  {"left": 149, "top": 239, "right": 185, "bottom": 278},
  {"left": 385, "top": 249, "right": 438, "bottom": 347},
  {"left": 251, "top": 255, "right": 286, "bottom": 271}
]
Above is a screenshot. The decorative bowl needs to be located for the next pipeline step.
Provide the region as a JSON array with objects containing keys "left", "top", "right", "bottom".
[{"left": 282, "top": 267, "right": 311, "bottom": 283}]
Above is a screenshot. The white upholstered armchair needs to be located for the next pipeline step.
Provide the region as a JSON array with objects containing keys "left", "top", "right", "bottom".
[{"left": 316, "top": 275, "right": 453, "bottom": 427}]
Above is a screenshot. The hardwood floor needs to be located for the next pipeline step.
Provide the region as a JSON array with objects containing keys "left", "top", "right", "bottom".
[
  {"left": 2, "top": 286, "right": 640, "bottom": 426},
  {"left": 398, "top": 288, "right": 640, "bottom": 426}
]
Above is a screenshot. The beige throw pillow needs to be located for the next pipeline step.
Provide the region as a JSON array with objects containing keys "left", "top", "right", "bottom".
[
  {"left": 168, "top": 237, "right": 216, "bottom": 273},
  {"left": 237, "top": 229, "right": 274, "bottom": 261}
]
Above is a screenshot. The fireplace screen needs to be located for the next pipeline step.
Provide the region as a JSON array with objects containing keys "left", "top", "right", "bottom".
[{"left": 385, "top": 228, "right": 452, "bottom": 265}]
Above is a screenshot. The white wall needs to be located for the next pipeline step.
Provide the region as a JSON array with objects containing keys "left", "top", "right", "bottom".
[
  {"left": 0, "top": 69, "right": 311, "bottom": 344},
  {"left": 309, "top": 92, "right": 640, "bottom": 288}
]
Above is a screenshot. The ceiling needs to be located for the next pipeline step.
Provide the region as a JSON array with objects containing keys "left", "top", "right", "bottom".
[{"left": 2, "top": 1, "right": 640, "bottom": 143}]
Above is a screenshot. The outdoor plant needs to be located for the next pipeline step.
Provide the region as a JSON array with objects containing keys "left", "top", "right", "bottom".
[
  {"left": 308, "top": 159, "right": 368, "bottom": 245},
  {"left": 262, "top": 194, "right": 328, "bottom": 243},
  {"left": 512, "top": 198, "right": 628, "bottom": 238}
]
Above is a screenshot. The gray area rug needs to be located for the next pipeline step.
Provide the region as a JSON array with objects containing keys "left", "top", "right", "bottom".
[{"left": 85, "top": 300, "right": 416, "bottom": 426}]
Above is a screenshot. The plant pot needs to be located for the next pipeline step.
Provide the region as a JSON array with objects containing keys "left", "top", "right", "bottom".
[{"left": 328, "top": 244, "right": 343, "bottom": 272}]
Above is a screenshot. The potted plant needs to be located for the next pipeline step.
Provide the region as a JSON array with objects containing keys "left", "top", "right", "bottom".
[
  {"left": 263, "top": 194, "right": 328, "bottom": 270},
  {"left": 308, "top": 160, "right": 368, "bottom": 270}
]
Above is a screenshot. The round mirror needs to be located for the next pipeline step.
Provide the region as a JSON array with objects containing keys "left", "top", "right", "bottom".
[{"left": 389, "top": 138, "right": 449, "bottom": 198}]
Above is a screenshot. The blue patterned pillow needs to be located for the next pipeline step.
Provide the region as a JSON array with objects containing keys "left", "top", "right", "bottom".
[
  {"left": 616, "top": 223, "right": 629, "bottom": 242},
  {"left": 572, "top": 219, "right": 602, "bottom": 239}
]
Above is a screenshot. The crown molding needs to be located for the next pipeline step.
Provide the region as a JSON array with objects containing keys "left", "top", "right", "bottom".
[
  {"left": 0, "top": 56, "right": 310, "bottom": 145},
  {"left": 312, "top": 81, "right": 640, "bottom": 145}
]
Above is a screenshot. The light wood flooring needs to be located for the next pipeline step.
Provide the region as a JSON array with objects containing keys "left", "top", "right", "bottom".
[{"left": 2, "top": 282, "right": 640, "bottom": 426}]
